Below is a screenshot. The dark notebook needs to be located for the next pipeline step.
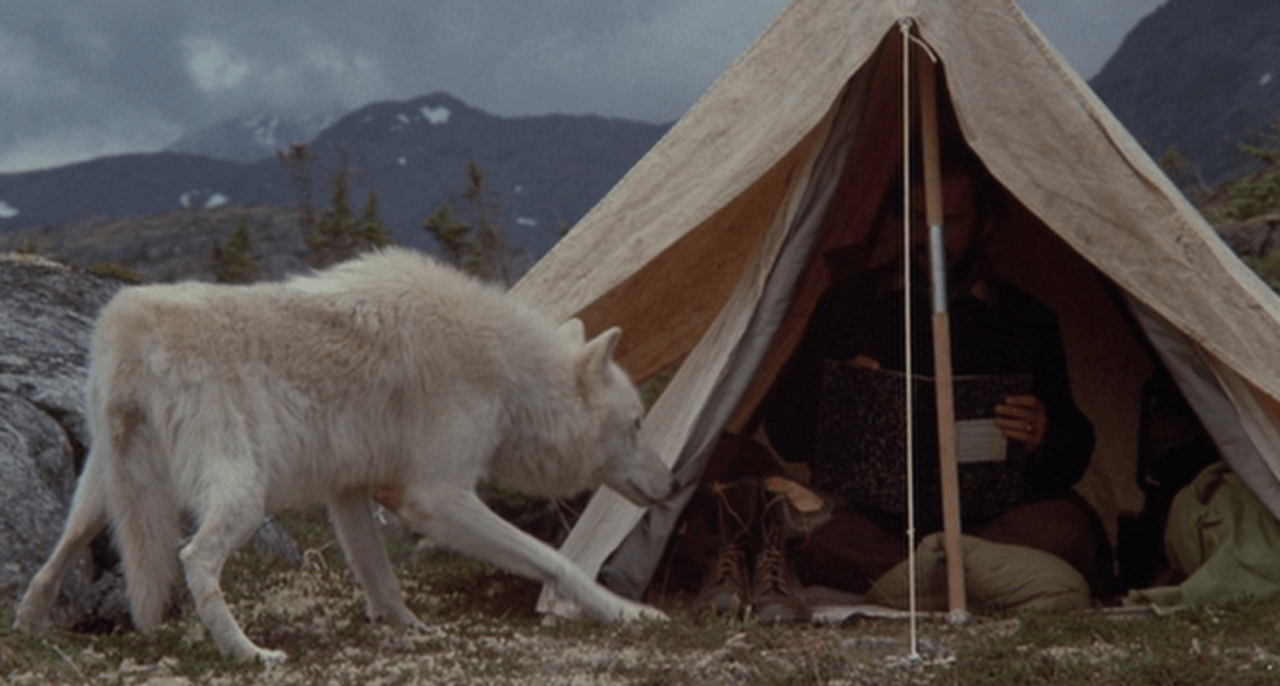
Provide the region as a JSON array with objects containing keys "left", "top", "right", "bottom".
[{"left": 813, "top": 361, "right": 1032, "bottom": 528}]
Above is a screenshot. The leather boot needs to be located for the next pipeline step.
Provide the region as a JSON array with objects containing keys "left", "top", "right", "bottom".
[
  {"left": 751, "top": 485, "right": 812, "bottom": 623},
  {"left": 691, "top": 479, "right": 758, "bottom": 615}
]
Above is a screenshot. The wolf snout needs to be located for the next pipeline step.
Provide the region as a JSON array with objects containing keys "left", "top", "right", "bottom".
[
  {"left": 617, "top": 470, "right": 680, "bottom": 506},
  {"left": 609, "top": 455, "right": 680, "bottom": 504},
  {"left": 638, "top": 474, "right": 681, "bottom": 503}
]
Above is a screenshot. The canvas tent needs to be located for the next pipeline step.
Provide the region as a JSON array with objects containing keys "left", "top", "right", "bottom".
[{"left": 509, "top": 0, "right": 1280, "bottom": 616}]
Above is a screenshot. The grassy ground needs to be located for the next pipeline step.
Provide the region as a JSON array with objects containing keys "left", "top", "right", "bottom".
[{"left": 4, "top": 511, "right": 1280, "bottom": 685}]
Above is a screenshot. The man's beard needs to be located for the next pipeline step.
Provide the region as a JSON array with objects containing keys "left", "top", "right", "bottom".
[{"left": 908, "top": 240, "right": 984, "bottom": 295}]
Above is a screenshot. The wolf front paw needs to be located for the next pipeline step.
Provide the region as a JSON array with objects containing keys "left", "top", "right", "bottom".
[
  {"left": 395, "top": 612, "right": 429, "bottom": 633},
  {"left": 253, "top": 647, "right": 289, "bottom": 665},
  {"left": 370, "top": 603, "right": 428, "bottom": 632},
  {"left": 224, "top": 640, "right": 288, "bottom": 665},
  {"left": 615, "top": 599, "right": 669, "bottom": 623}
]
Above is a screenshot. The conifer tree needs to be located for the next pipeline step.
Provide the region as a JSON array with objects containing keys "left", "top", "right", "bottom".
[
  {"left": 423, "top": 158, "right": 520, "bottom": 284},
  {"left": 212, "top": 218, "right": 261, "bottom": 283},
  {"left": 277, "top": 143, "right": 317, "bottom": 236},
  {"left": 307, "top": 153, "right": 391, "bottom": 268}
]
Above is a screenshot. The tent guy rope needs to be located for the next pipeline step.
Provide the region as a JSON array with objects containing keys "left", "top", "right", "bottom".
[{"left": 898, "top": 18, "right": 921, "bottom": 660}]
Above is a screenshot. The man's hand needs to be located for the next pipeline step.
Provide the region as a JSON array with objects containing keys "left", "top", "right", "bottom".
[
  {"left": 849, "top": 354, "right": 881, "bottom": 370},
  {"left": 850, "top": 356, "right": 1045, "bottom": 452},
  {"left": 994, "top": 394, "right": 1046, "bottom": 452}
]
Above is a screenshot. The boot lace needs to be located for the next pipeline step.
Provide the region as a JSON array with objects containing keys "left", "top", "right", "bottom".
[
  {"left": 755, "top": 546, "right": 794, "bottom": 595},
  {"left": 710, "top": 542, "right": 748, "bottom": 586}
]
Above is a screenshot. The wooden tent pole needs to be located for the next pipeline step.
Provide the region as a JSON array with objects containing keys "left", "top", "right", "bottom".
[{"left": 916, "top": 48, "right": 969, "bottom": 621}]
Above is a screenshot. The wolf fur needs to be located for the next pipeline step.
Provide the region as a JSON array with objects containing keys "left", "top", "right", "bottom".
[{"left": 14, "top": 247, "right": 677, "bottom": 663}]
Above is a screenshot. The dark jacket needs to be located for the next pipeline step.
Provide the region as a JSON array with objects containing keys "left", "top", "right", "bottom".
[{"left": 761, "top": 273, "right": 1095, "bottom": 524}]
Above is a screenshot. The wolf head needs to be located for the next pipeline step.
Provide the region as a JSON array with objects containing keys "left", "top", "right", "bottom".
[{"left": 564, "top": 321, "right": 679, "bottom": 506}]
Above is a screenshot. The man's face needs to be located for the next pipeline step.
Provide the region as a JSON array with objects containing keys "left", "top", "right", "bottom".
[{"left": 904, "top": 172, "right": 982, "bottom": 269}]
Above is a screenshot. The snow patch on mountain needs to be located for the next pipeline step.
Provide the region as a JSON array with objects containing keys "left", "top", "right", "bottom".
[
  {"left": 179, "top": 189, "right": 229, "bottom": 209},
  {"left": 421, "top": 106, "right": 450, "bottom": 125},
  {"left": 249, "top": 116, "right": 281, "bottom": 148},
  {"left": 0, "top": 200, "right": 18, "bottom": 218},
  {"left": 388, "top": 106, "right": 450, "bottom": 131},
  {"left": 166, "top": 111, "right": 339, "bottom": 163}
]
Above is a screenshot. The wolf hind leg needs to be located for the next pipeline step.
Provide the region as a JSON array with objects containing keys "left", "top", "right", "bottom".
[
  {"left": 327, "top": 491, "right": 425, "bottom": 629},
  {"left": 397, "top": 486, "right": 666, "bottom": 624},
  {"left": 180, "top": 467, "right": 284, "bottom": 664},
  {"left": 110, "top": 442, "right": 185, "bottom": 633},
  {"left": 13, "top": 450, "right": 112, "bottom": 632}
]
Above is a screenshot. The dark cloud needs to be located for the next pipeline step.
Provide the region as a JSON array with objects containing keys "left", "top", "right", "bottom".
[{"left": 0, "top": 0, "right": 1164, "bottom": 172}]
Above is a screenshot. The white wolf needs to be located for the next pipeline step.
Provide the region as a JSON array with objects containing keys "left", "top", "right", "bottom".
[{"left": 14, "top": 247, "right": 677, "bottom": 663}]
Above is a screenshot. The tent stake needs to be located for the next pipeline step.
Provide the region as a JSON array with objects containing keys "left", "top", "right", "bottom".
[{"left": 916, "top": 45, "right": 970, "bottom": 624}]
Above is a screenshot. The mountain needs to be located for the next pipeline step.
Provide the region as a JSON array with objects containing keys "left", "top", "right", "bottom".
[
  {"left": 0, "top": 92, "right": 670, "bottom": 265},
  {"left": 0, "top": 152, "right": 294, "bottom": 227},
  {"left": 304, "top": 92, "right": 669, "bottom": 259},
  {"left": 165, "top": 111, "right": 339, "bottom": 163},
  {"left": 1090, "top": 0, "right": 1280, "bottom": 186}
]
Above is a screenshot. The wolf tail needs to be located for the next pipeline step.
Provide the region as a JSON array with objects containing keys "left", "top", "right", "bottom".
[{"left": 103, "top": 398, "right": 183, "bottom": 632}]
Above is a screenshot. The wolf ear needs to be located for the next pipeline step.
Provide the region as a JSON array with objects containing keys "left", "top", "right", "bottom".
[
  {"left": 558, "top": 318, "right": 587, "bottom": 346},
  {"left": 575, "top": 326, "right": 622, "bottom": 392}
]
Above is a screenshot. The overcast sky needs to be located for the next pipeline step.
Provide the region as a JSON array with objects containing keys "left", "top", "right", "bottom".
[{"left": 0, "top": 0, "right": 1166, "bottom": 174}]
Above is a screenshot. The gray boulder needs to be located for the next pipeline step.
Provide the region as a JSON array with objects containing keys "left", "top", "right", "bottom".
[{"left": 0, "top": 254, "right": 130, "bottom": 628}]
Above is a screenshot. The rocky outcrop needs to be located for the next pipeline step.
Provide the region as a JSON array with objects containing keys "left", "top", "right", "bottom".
[
  {"left": 0, "top": 253, "right": 130, "bottom": 628},
  {"left": 0, "top": 205, "right": 309, "bottom": 284}
]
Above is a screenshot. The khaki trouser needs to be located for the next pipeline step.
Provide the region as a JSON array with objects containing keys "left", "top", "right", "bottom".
[{"left": 792, "top": 492, "right": 1115, "bottom": 598}]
